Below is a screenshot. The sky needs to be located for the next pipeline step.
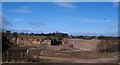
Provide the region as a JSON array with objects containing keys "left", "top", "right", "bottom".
[{"left": 2, "top": 2, "right": 118, "bottom": 36}]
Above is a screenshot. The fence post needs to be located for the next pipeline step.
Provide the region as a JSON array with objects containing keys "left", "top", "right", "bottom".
[
  {"left": 6, "top": 51, "right": 9, "bottom": 62},
  {"left": 21, "top": 52, "right": 23, "bottom": 61}
]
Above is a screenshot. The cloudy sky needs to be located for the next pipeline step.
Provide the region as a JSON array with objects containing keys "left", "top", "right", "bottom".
[{"left": 2, "top": 2, "right": 118, "bottom": 36}]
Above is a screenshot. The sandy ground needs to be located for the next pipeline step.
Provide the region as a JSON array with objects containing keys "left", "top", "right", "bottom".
[
  {"left": 39, "top": 56, "right": 118, "bottom": 63},
  {"left": 68, "top": 39, "right": 100, "bottom": 51}
]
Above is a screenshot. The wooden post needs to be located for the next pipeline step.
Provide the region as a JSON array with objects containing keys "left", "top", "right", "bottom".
[
  {"left": 21, "top": 52, "right": 23, "bottom": 61},
  {"left": 26, "top": 49, "right": 29, "bottom": 62},
  {"left": 6, "top": 51, "right": 9, "bottom": 62}
]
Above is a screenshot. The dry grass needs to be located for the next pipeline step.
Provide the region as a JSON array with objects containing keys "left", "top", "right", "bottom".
[
  {"left": 96, "top": 39, "right": 118, "bottom": 53},
  {"left": 18, "top": 35, "right": 46, "bottom": 39}
]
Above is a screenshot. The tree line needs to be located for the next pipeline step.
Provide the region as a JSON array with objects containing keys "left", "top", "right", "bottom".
[{"left": 2, "top": 30, "right": 120, "bottom": 40}]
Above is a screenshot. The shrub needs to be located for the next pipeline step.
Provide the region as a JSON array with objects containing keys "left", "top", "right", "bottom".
[
  {"left": 96, "top": 40, "right": 118, "bottom": 53},
  {"left": 51, "top": 39, "right": 62, "bottom": 45}
]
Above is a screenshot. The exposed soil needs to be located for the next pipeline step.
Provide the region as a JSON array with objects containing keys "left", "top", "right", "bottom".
[{"left": 38, "top": 56, "right": 118, "bottom": 63}]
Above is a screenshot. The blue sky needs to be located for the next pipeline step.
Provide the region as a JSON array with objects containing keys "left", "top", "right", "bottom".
[{"left": 2, "top": 2, "right": 118, "bottom": 36}]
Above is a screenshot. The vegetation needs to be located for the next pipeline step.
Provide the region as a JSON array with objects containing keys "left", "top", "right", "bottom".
[
  {"left": 3, "top": 30, "right": 120, "bottom": 40},
  {"left": 2, "top": 36, "right": 12, "bottom": 52},
  {"left": 96, "top": 39, "right": 118, "bottom": 53},
  {"left": 2, "top": 30, "right": 119, "bottom": 63}
]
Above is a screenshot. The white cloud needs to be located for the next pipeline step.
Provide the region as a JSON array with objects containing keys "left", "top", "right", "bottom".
[
  {"left": 13, "top": 18, "right": 23, "bottom": 21},
  {"left": 1, "top": 15, "right": 12, "bottom": 30},
  {"left": 64, "top": 15, "right": 71, "bottom": 18},
  {"left": 28, "top": 19, "right": 45, "bottom": 28},
  {"left": 70, "top": 31, "right": 118, "bottom": 36},
  {"left": 11, "top": 6, "right": 32, "bottom": 13},
  {"left": 80, "top": 19, "right": 112, "bottom": 23},
  {"left": 9, "top": 28, "right": 42, "bottom": 33},
  {"left": 64, "top": 15, "right": 81, "bottom": 21},
  {"left": 64, "top": 16, "right": 112, "bottom": 23},
  {"left": 54, "top": 2, "right": 77, "bottom": 9},
  {"left": 112, "top": 2, "right": 118, "bottom": 7},
  {"left": 22, "top": 6, "right": 32, "bottom": 9},
  {"left": 11, "top": 9, "right": 32, "bottom": 13}
]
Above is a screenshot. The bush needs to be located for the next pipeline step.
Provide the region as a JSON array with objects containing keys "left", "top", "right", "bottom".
[
  {"left": 51, "top": 39, "right": 62, "bottom": 45},
  {"left": 96, "top": 40, "right": 118, "bottom": 53}
]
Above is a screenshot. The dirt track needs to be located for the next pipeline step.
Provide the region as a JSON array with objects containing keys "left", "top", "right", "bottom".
[{"left": 39, "top": 56, "right": 118, "bottom": 63}]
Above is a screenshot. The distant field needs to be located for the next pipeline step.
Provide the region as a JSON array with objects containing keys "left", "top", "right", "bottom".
[{"left": 18, "top": 35, "right": 46, "bottom": 39}]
